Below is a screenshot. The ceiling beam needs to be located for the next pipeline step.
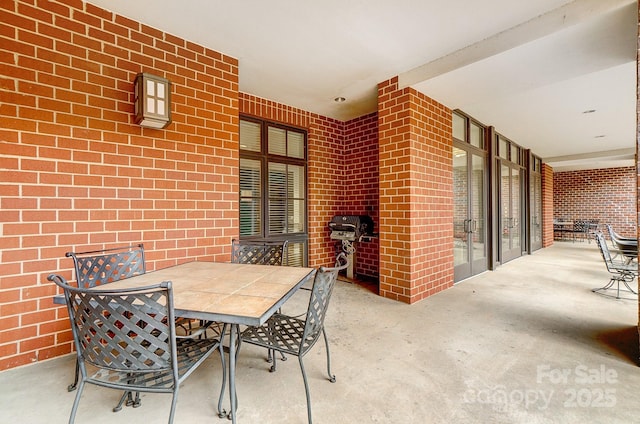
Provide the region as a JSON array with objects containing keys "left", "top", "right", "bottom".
[
  {"left": 398, "top": 0, "right": 635, "bottom": 89},
  {"left": 544, "top": 147, "right": 636, "bottom": 163}
]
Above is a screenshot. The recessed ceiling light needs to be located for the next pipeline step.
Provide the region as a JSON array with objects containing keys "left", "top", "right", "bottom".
[
  {"left": 582, "top": 109, "right": 596, "bottom": 114},
  {"left": 334, "top": 97, "right": 346, "bottom": 103}
]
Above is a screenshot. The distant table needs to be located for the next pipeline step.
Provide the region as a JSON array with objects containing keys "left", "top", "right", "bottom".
[
  {"left": 54, "top": 261, "right": 316, "bottom": 424},
  {"left": 553, "top": 221, "right": 573, "bottom": 240}
]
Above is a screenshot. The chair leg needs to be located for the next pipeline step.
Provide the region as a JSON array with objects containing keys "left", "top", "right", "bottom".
[
  {"left": 113, "top": 390, "right": 140, "bottom": 412},
  {"left": 592, "top": 274, "right": 637, "bottom": 299},
  {"left": 168, "top": 389, "right": 178, "bottom": 424},
  {"left": 322, "top": 329, "right": 336, "bottom": 383},
  {"left": 69, "top": 380, "right": 85, "bottom": 424},
  {"left": 126, "top": 391, "right": 141, "bottom": 408},
  {"left": 267, "top": 349, "right": 287, "bottom": 364},
  {"left": 67, "top": 358, "right": 79, "bottom": 391},
  {"left": 298, "top": 356, "right": 313, "bottom": 424},
  {"left": 113, "top": 391, "right": 129, "bottom": 412}
]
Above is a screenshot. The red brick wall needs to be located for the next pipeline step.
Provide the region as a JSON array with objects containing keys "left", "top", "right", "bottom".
[
  {"left": 0, "top": 0, "right": 239, "bottom": 370},
  {"left": 378, "top": 77, "right": 453, "bottom": 303},
  {"left": 553, "top": 167, "right": 636, "bottom": 237},
  {"left": 343, "top": 113, "right": 379, "bottom": 279},
  {"left": 541, "top": 164, "right": 554, "bottom": 247}
]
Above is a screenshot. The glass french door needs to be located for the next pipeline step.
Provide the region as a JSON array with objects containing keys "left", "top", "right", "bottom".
[
  {"left": 499, "top": 161, "right": 524, "bottom": 263},
  {"left": 530, "top": 170, "right": 542, "bottom": 251},
  {"left": 453, "top": 145, "right": 488, "bottom": 282}
]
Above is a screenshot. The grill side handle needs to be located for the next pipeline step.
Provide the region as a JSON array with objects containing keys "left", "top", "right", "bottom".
[{"left": 329, "top": 222, "right": 357, "bottom": 230}]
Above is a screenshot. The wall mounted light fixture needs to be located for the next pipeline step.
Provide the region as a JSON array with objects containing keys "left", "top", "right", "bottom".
[{"left": 134, "top": 73, "right": 172, "bottom": 129}]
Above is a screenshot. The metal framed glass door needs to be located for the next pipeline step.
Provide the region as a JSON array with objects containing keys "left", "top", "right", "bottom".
[
  {"left": 530, "top": 166, "right": 542, "bottom": 251},
  {"left": 499, "top": 160, "right": 524, "bottom": 263},
  {"left": 453, "top": 144, "right": 488, "bottom": 282}
]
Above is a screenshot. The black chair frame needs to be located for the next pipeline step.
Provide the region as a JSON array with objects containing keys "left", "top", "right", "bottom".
[
  {"left": 66, "top": 244, "right": 146, "bottom": 289},
  {"left": 65, "top": 244, "right": 146, "bottom": 409},
  {"left": 593, "top": 232, "right": 638, "bottom": 299},
  {"left": 48, "top": 274, "right": 220, "bottom": 424},
  {"left": 230, "top": 239, "right": 289, "bottom": 266},
  {"left": 238, "top": 253, "right": 349, "bottom": 424}
]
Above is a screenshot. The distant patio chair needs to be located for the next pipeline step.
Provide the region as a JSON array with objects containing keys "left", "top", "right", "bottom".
[
  {"left": 572, "top": 220, "right": 590, "bottom": 242},
  {"left": 48, "top": 274, "right": 220, "bottom": 424}
]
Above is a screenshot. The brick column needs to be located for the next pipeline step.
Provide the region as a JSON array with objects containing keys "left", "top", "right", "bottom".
[
  {"left": 635, "top": 1, "right": 640, "bottom": 354},
  {"left": 541, "top": 163, "right": 554, "bottom": 247},
  {"left": 378, "top": 77, "right": 454, "bottom": 304}
]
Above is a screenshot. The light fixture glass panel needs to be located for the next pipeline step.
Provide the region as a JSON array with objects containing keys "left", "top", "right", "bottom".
[
  {"left": 157, "top": 100, "right": 165, "bottom": 115},
  {"left": 147, "top": 98, "right": 155, "bottom": 114},
  {"left": 147, "top": 80, "right": 155, "bottom": 96},
  {"left": 157, "top": 82, "right": 165, "bottom": 98}
]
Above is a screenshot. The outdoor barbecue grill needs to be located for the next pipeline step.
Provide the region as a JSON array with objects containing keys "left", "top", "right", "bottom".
[
  {"left": 329, "top": 215, "right": 374, "bottom": 242},
  {"left": 329, "top": 215, "right": 374, "bottom": 281}
]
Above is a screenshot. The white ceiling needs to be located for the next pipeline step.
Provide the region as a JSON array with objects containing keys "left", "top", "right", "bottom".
[{"left": 85, "top": 0, "right": 638, "bottom": 171}]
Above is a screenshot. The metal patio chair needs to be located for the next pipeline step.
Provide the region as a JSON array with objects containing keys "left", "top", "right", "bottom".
[
  {"left": 65, "top": 244, "right": 146, "bottom": 409},
  {"left": 605, "top": 224, "right": 638, "bottom": 262},
  {"left": 593, "top": 232, "right": 638, "bottom": 299},
  {"left": 231, "top": 238, "right": 289, "bottom": 364},
  {"left": 214, "top": 239, "right": 291, "bottom": 417},
  {"left": 572, "top": 220, "right": 590, "bottom": 242},
  {"left": 66, "top": 244, "right": 217, "bottom": 399},
  {"left": 67, "top": 244, "right": 146, "bottom": 289},
  {"left": 238, "top": 253, "right": 349, "bottom": 424},
  {"left": 48, "top": 274, "right": 220, "bottom": 424},
  {"left": 230, "top": 238, "right": 289, "bottom": 265}
]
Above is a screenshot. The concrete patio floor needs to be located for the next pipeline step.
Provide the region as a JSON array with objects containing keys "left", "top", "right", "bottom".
[{"left": 1, "top": 241, "right": 639, "bottom": 424}]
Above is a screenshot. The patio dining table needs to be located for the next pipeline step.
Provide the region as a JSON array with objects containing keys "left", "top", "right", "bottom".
[{"left": 53, "top": 260, "right": 317, "bottom": 423}]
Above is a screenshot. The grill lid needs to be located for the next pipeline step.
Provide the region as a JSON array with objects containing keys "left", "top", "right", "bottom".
[{"left": 329, "top": 215, "right": 374, "bottom": 237}]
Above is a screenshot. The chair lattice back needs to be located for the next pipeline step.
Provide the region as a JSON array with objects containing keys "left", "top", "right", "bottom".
[
  {"left": 49, "top": 273, "right": 219, "bottom": 423},
  {"left": 605, "top": 224, "right": 637, "bottom": 259},
  {"left": 231, "top": 239, "right": 288, "bottom": 266},
  {"left": 595, "top": 231, "right": 615, "bottom": 268},
  {"left": 301, "top": 254, "right": 348, "bottom": 348},
  {"left": 67, "top": 244, "right": 146, "bottom": 288},
  {"left": 52, "top": 274, "right": 178, "bottom": 387}
]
